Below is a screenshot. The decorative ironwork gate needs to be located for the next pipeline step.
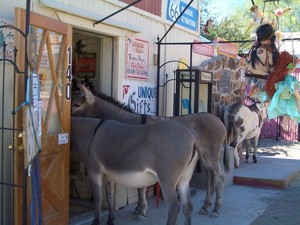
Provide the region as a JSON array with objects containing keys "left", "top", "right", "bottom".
[{"left": 0, "top": 20, "right": 28, "bottom": 225}]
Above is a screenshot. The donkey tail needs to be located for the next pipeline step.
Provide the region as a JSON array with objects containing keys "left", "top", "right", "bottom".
[
  {"left": 196, "top": 145, "right": 215, "bottom": 189},
  {"left": 223, "top": 144, "right": 230, "bottom": 173},
  {"left": 223, "top": 104, "right": 239, "bottom": 148}
]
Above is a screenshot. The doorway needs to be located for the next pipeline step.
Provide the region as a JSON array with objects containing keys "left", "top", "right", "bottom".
[
  {"left": 71, "top": 30, "right": 114, "bottom": 98},
  {"left": 69, "top": 30, "right": 115, "bottom": 222}
]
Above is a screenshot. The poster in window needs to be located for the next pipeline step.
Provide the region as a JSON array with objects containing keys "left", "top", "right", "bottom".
[
  {"left": 76, "top": 53, "right": 96, "bottom": 78},
  {"left": 125, "top": 36, "right": 149, "bottom": 80}
]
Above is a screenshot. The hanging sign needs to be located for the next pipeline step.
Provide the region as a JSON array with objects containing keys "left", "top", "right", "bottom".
[
  {"left": 192, "top": 40, "right": 214, "bottom": 57},
  {"left": 76, "top": 53, "right": 96, "bottom": 78},
  {"left": 217, "top": 38, "right": 238, "bottom": 58},
  {"left": 25, "top": 74, "right": 42, "bottom": 168}
]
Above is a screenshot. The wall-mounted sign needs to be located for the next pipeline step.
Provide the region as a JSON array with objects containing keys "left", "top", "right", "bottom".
[
  {"left": 220, "top": 70, "right": 231, "bottom": 94},
  {"left": 76, "top": 53, "right": 96, "bottom": 78},
  {"left": 125, "top": 36, "right": 149, "bottom": 80},
  {"left": 122, "top": 80, "right": 156, "bottom": 115},
  {"left": 200, "top": 71, "right": 212, "bottom": 82},
  {"left": 217, "top": 38, "right": 238, "bottom": 58},
  {"left": 166, "top": 0, "right": 198, "bottom": 31}
]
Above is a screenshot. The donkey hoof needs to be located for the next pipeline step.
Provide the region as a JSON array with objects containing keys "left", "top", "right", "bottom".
[
  {"left": 135, "top": 214, "right": 147, "bottom": 221},
  {"left": 253, "top": 156, "right": 258, "bottom": 163},
  {"left": 210, "top": 211, "right": 220, "bottom": 218},
  {"left": 132, "top": 209, "right": 139, "bottom": 216},
  {"left": 106, "top": 220, "right": 114, "bottom": 225},
  {"left": 199, "top": 207, "right": 209, "bottom": 215},
  {"left": 91, "top": 218, "right": 100, "bottom": 225}
]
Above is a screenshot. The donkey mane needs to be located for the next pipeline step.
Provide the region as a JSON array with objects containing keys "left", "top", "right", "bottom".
[{"left": 96, "top": 92, "right": 135, "bottom": 113}]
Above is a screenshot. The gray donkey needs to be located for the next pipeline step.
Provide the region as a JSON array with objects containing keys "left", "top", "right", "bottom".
[
  {"left": 71, "top": 116, "right": 212, "bottom": 225},
  {"left": 72, "top": 84, "right": 230, "bottom": 218}
]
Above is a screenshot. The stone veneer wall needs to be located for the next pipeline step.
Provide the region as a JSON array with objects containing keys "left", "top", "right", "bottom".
[
  {"left": 196, "top": 55, "right": 246, "bottom": 119},
  {"left": 196, "top": 55, "right": 297, "bottom": 141}
]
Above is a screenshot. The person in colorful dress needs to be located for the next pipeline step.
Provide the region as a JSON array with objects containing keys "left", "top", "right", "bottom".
[
  {"left": 245, "top": 23, "right": 279, "bottom": 99},
  {"left": 264, "top": 51, "right": 300, "bottom": 131}
]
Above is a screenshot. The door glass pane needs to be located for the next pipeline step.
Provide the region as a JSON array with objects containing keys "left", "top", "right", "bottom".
[{"left": 35, "top": 27, "right": 64, "bottom": 134}]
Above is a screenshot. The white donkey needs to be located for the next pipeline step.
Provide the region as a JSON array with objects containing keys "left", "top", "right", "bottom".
[{"left": 222, "top": 101, "right": 268, "bottom": 167}]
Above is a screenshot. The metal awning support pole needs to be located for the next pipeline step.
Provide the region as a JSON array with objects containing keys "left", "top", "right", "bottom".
[
  {"left": 156, "top": 38, "right": 161, "bottom": 116},
  {"left": 94, "top": 0, "right": 143, "bottom": 26},
  {"left": 156, "top": 0, "right": 192, "bottom": 115}
]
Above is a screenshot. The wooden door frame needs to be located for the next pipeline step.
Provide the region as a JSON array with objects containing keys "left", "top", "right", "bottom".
[{"left": 14, "top": 7, "right": 72, "bottom": 225}]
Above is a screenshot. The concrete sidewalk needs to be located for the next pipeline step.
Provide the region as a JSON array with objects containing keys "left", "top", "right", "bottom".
[{"left": 70, "top": 139, "right": 300, "bottom": 225}]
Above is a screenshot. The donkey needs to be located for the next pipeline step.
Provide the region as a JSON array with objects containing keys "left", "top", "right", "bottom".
[
  {"left": 71, "top": 116, "right": 211, "bottom": 225},
  {"left": 222, "top": 101, "right": 268, "bottom": 167},
  {"left": 72, "top": 84, "right": 230, "bottom": 218}
]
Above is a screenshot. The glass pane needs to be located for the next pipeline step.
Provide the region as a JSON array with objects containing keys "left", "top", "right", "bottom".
[
  {"left": 179, "top": 81, "right": 195, "bottom": 115},
  {"left": 198, "top": 83, "right": 208, "bottom": 112},
  {"left": 35, "top": 27, "right": 64, "bottom": 134}
]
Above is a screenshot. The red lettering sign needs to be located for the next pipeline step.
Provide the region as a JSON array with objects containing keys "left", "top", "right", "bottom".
[
  {"left": 192, "top": 40, "right": 214, "bottom": 57},
  {"left": 217, "top": 38, "right": 238, "bottom": 58}
]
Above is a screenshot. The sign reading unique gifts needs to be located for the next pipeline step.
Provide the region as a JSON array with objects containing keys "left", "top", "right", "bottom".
[
  {"left": 122, "top": 80, "right": 156, "bottom": 115},
  {"left": 76, "top": 53, "right": 96, "bottom": 78},
  {"left": 125, "top": 37, "right": 149, "bottom": 80}
]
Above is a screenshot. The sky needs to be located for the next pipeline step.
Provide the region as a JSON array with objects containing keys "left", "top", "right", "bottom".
[{"left": 210, "top": 0, "right": 247, "bottom": 20}]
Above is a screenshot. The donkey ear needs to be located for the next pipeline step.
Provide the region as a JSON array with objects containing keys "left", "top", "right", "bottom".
[{"left": 78, "top": 83, "right": 94, "bottom": 104}]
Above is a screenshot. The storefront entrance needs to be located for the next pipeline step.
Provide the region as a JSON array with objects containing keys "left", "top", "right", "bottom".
[{"left": 72, "top": 30, "right": 114, "bottom": 98}]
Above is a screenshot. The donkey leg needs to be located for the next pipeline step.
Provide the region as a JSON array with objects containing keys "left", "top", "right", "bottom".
[
  {"left": 252, "top": 137, "right": 259, "bottom": 163},
  {"left": 104, "top": 181, "right": 115, "bottom": 225},
  {"left": 200, "top": 169, "right": 212, "bottom": 215},
  {"left": 245, "top": 139, "right": 251, "bottom": 163},
  {"left": 177, "top": 182, "right": 193, "bottom": 225},
  {"left": 160, "top": 184, "right": 180, "bottom": 225},
  {"left": 177, "top": 155, "right": 197, "bottom": 225},
  {"left": 89, "top": 172, "right": 103, "bottom": 225},
  {"left": 133, "top": 187, "right": 148, "bottom": 220},
  {"left": 233, "top": 146, "right": 240, "bottom": 168},
  {"left": 211, "top": 171, "right": 225, "bottom": 218}
]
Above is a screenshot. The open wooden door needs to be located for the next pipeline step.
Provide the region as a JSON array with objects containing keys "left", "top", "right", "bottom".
[{"left": 14, "top": 8, "right": 72, "bottom": 225}]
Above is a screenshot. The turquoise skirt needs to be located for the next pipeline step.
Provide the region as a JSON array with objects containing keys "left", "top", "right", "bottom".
[{"left": 267, "top": 75, "right": 300, "bottom": 122}]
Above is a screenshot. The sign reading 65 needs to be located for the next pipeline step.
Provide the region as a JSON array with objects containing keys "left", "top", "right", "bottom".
[{"left": 167, "top": 0, "right": 181, "bottom": 21}]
